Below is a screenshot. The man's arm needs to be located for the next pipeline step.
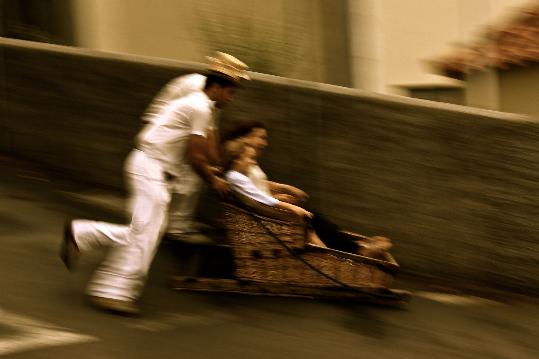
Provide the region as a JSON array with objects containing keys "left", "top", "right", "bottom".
[
  {"left": 186, "top": 134, "right": 229, "bottom": 197},
  {"left": 206, "top": 129, "right": 221, "bottom": 167}
]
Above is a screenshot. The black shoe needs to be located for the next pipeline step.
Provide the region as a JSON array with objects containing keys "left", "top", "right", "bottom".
[{"left": 60, "top": 220, "right": 79, "bottom": 271}]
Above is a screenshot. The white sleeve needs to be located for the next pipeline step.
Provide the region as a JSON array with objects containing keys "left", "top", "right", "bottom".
[
  {"left": 190, "top": 107, "right": 213, "bottom": 138},
  {"left": 226, "top": 171, "right": 279, "bottom": 207},
  {"left": 161, "top": 75, "right": 203, "bottom": 103},
  {"left": 141, "top": 76, "right": 187, "bottom": 124}
]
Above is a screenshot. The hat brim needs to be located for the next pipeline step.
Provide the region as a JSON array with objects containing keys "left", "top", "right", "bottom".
[{"left": 206, "top": 56, "right": 250, "bottom": 82}]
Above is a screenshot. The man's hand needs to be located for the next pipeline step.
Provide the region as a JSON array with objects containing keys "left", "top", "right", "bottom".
[
  {"left": 211, "top": 176, "right": 230, "bottom": 198},
  {"left": 209, "top": 166, "right": 223, "bottom": 176}
]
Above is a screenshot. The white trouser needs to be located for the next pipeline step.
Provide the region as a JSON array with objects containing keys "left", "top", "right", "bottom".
[
  {"left": 166, "top": 169, "right": 202, "bottom": 235},
  {"left": 166, "top": 188, "right": 201, "bottom": 235},
  {"left": 72, "top": 150, "right": 170, "bottom": 301}
]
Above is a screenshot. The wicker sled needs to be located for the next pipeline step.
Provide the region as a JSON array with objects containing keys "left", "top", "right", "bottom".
[{"left": 171, "top": 194, "right": 411, "bottom": 305}]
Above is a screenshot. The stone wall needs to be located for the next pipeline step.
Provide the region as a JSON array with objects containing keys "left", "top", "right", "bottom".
[{"left": 2, "top": 38, "right": 538, "bottom": 295}]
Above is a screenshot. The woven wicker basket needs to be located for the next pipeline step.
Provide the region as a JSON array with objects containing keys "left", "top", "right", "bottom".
[{"left": 222, "top": 200, "right": 399, "bottom": 289}]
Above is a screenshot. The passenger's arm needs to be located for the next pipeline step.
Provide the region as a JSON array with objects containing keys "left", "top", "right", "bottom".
[
  {"left": 227, "top": 172, "right": 311, "bottom": 219},
  {"left": 268, "top": 181, "right": 309, "bottom": 202},
  {"left": 276, "top": 201, "right": 312, "bottom": 219}
]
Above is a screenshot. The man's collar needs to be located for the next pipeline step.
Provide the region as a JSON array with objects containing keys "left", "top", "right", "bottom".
[{"left": 199, "top": 90, "right": 216, "bottom": 109}]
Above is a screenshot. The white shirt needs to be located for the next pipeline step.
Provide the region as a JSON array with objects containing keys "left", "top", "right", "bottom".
[
  {"left": 225, "top": 170, "right": 279, "bottom": 207},
  {"left": 136, "top": 91, "right": 215, "bottom": 178},
  {"left": 142, "top": 74, "right": 207, "bottom": 124},
  {"left": 248, "top": 164, "right": 272, "bottom": 196}
]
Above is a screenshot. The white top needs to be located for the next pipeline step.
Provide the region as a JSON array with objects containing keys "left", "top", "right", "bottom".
[
  {"left": 136, "top": 91, "right": 215, "bottom": 178},
  {"left": 142, "top": 74, "right": 207, "bottom": 124},
  {"left": 225, "top": 170, "right": 279, "bottom": 207},
  {"left": 247, "top": 164, "right": 272, "bottom": 196}
]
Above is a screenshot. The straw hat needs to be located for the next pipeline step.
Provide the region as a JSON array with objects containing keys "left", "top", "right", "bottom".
[{"left": 206, "top": 51, "right": 250, "bottom": 83}]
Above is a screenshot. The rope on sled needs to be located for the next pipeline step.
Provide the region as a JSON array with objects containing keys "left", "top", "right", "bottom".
[{"left": 248, "top": 213, "right": 398, "bottom": 301}]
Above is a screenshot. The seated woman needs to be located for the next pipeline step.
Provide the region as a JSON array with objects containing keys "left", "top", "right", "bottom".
[
  {"left": 223, "top": 140, "right": 392, "bottom": 257},
  {"left": 221, "top": 119, "right": 308, "bottom": 206}
]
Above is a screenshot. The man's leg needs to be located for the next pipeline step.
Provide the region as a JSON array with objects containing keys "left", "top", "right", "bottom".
[
  {"left": 72, "top": 221, "right": 130, "bottom": 251},
  {"left": 166, "top": 180, "right": 218, "bottom": 277},
  {"left": 166, "top": 190, "right": 201, "bottom": 236},
  {"left": 166, "top": 169, "right": 209, "bottom": 239},
  {"left": 86, "top": 171, "right": 170, "bottom": 302}
]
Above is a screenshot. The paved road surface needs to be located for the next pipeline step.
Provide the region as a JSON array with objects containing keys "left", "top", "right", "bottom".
[{"left": 0, "top": 156, "right": 537, "bottom": 358}]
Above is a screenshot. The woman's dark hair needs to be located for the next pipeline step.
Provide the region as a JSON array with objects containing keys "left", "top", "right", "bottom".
[
  {"left": 204, "top": 72, "right": 238, "bottom": 90},
  {"left": 223, "top": 120, "right": 266, "bottom": 142},
  {"left": 223, "top": 139, "right": 253, "bottom": 172}
]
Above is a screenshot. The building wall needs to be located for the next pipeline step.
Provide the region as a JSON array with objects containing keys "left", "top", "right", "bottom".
[
  {"left": 2, "top": 38, "right": 539, "bottom": 295},
  {"left": 466, "top": 69, "right": 501, "bottom": 110},
  {"left": 70, "top": 0, "right": 350, "bottom": 85},
  {"left": 499, "top": 64, "right": 539, "bottom": 119},
  {"left": 2, "top": 0, "right": 532, "bottom": 96},
  {"left": 381, "top": 0, "right": 465, "bottom": 93},
  {"left": 0, "top": 0, "right": 74, "bottom": 44},
  {"left": 347, "top": 0, "right": 385, "bottom": 92},
  {"left": 377, "top": 0, "right": 532, "bottom": 95}
]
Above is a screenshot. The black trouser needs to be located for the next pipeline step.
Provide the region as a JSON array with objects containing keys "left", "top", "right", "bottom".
[{"left": 307, "top": 213, "right": 359, "bottom": 253}]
